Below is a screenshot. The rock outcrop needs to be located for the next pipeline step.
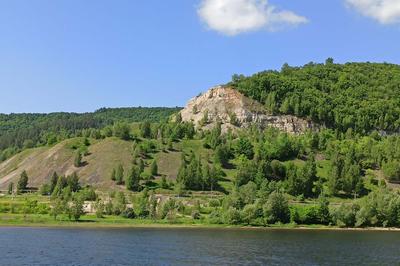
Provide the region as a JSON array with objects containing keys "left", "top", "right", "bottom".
[{"left": 180, "top": 86, "right": 318, "bottom": 134}]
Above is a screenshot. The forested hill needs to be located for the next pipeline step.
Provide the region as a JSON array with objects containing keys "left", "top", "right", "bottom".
[
  {"left": 229, "top": 60, "right": 400, "bottom": 134},
  {"left": 0, "top": 107, "right": 181, "bottom": 160}
]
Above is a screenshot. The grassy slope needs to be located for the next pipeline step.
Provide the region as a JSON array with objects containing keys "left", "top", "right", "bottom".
[
  {"left": 0, "top": 137, "right": 237, "bottom": 192},
  {"left": 0, "top": 138, "right": 134, "bottom": 190},
  {"left": 0, "top": 135, "right": 337, "bottom": 195}
]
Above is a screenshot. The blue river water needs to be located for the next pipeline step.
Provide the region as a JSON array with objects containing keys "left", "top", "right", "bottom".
[{"left": 0, "top": 227, "right": 399, "bottom": 265}]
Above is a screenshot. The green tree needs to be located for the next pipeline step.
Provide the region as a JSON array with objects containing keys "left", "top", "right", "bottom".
[
  {"left": 300, "top": 156, "right": 318, "bottom": 197},
  {"left": 327, "top": 154, "right": 343, "bottom": 196},
  {"left": 383, "top": 160, "right": 400, "bottom": 182},
  {"left": 263, "top": 191, "right": 290, "bottom": 224},
  {"left": 270, "top": 160, "right": 286, "bottom": 181},
  {"left": 234, "top": 137, "right": 254, "bottom": 159},
  {"left": 214, "top": 144, "right": 231, "bottom": 167},
  {"left": 137, "top": 189, "right": 150, "bottom": 218},
  {"left": 316, "top": 196, "right": 331, "bottom": 225},
  {"left": 126, "top": 166, "right": 141, "bottom": 191},
  {"left": 49, "top": 172, "right": 59, "bottom": 194},
  {"left": 50, "top": 198, "right": 66, "bottom": 220},
  {"left": 52, "top": 176, "right": 67, "bottom": 198},
  {"left": 115, "top": 164, "right": 124, "bottom": 185},
  {"left": 286, "top": 162, "right": 302, "bottom": 196},
  {"left": 113, "top": 122, "right": 131, "bottom": 140},
  {"left": 113, "top": 192, "right": 126, "bottom": 215},
  {"left": 140, "top": 121, "right": 152, "bottom": 138},
  {"left": 235, "top": 156, "right": 257, "bottom": 187},
  {"left": 17, "top": 170, "right": 29, "bottom": 194},
  {"left": 74, "top": 151, "right": 82, "bottom": 167},
  {"left": 67, "top": 173, "right": 81, "bottom": 192},
  {"left": 160, "top": 176, "right": 169, "bottom": 189},
  {"left": 94, "top": 200, "right": 105, "bottom": 218},
  {"left": 224, "top": 207, "right": 242, "bottom": 225},
  {"left": 241, "top": 204, "right": 259, "bottom": 225},
  {"left": 150, "top": 160, "right": 158, "bottom": 176},
  {"left": 138, "top": 159, "right": 145, "bottom": 173},
  {"left": 67, "top": 197, "right": 85, "bottom": 221}
]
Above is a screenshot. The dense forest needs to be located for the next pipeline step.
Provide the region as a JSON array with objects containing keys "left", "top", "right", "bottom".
[
  {"left": 229, "top": 60, "right": 400, "bottom": 134},
  {"left": 0, "top": 107, "right": 181, "bottom": 161}
]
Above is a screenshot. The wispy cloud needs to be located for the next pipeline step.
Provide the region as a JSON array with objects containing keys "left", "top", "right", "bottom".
[
  {"left": 197, "top": 0, "right": 308, "bottom": 36},
  {"left": 346, "top": 0, "right": 400, "bottom": 24}
]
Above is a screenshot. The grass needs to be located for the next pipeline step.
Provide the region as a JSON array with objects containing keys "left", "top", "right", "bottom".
[
  {"left": 0, "top": 213, "right": 219, "bottom": 228},
  {"left": 1, "top": 213, "right": 398, "bottom": 232}
]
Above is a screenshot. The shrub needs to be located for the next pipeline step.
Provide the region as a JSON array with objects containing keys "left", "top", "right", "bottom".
[
  {"left": 224, "top": 207, "right": 242, "bottom": 225},
  {"left": 121, "top": 208, "right": 136, "bottom": 219},
  {"left": 332, "top": 203, "right": 359, "bottom": 227},
  {"left": 263, "top": 191, "right": 290, "bottom": 224},
  {"left": 191, "top": 210, "right": 201, "bottom": 220},
  {"left": 209, "top": 209, "right": 223, "bottom": 224},
  {"left": 241, "top": 204, "right": 260, "bottom": 225}
]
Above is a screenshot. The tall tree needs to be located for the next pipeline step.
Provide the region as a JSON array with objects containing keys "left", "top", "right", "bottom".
[
  {"left": 17, "top": 170, "right": 29, "bottom": 194},
  {"left": 150, "top": 160, "right": 158, "bottom": 176},
  {"left": 126, "top": 166, "right": 141, "bottom": 191},
  {"left": 74, "top": 151, "right": 82, "bottom": 167},
  {"left": 115, "top": 164, "right": 124, "bottom": 185},
  {"left": 140, "top": 121, "right": 152, "bottom": 138},
  {"left": 50, "top": 172, "right": 59, "bottom": 194}
]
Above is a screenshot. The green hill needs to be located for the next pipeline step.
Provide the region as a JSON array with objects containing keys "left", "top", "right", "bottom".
[
  {"left": 229, "top": 60, "right": 400, "bottom": 133},
  {"left": 0, "top": 61, "right": 400, "bottom": 228}
]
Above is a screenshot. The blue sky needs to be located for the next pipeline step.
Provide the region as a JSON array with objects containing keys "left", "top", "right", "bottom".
[{"left": 0, "top": 0, "right": 399, "bottom": 113}]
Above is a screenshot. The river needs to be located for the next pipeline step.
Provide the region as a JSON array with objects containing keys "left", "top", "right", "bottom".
[{"left": 0, "top": 227, "right": 399, "bottom": 265}]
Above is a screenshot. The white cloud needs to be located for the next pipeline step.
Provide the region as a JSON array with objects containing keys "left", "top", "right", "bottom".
[
  {"left": 197, "top": 0, "right": 308, "bottom": 36},
  {"left": 346, "top": 0, "right": 400, "bottom": 24}
]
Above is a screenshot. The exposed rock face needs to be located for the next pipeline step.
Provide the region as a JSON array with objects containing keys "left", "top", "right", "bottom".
[{"left": 180, "top": 86, "right": 318, "bottom": 134}]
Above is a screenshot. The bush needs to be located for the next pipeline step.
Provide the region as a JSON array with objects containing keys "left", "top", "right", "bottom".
[
  {"left": 263, "top": 191, "right": 290, "bottom": 224},
  {"left": 383, "top": 161, "right": 400, "bottom": 182},
  {"left": 241, "top": 204, "right": 260, "bottom": 225},
  {"left": 79, "top": 187, "right": 97, "bottom": 201},
  {"left": 67, "top": 198, "right": 85, "bottom": 221},
  {"left": 332, "top": 203, "right": 359, "bottom": 227},
  {"left": 94, "top": 200, "right": 105, "bottom": 218},
  {"left": 39, "top": 184, "right": 51, "bottom": 196},
  {"left": 191, "top": 210, "right": 201, "bottom": 220},
  {"left": 121, "top": 208, "right": 136, "bottom": 219},
  {"left": 209, "top": 209, "right": 223, "bottom": 224},
  {"left": 161, "top": 198, "right": 177, "bottom": 219},
  {"left": 224, "top": 207, "right": 242, "bottom": 225},
  {"left": 209, "top": 199, "right": 221, "bottom": 208}
]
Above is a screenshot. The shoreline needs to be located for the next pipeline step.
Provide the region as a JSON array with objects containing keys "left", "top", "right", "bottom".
[{"left": 0, "top": 221, "right": 399, "bottom": 232}]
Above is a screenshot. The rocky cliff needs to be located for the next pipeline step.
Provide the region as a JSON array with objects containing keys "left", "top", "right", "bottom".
[{"left": 180, "top": 86, "right": 318, "bottom": 134}]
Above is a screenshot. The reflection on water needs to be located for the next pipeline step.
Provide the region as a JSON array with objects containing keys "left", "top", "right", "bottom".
[{"left": 0, "top": 227, "right": 399, "bottom": 265}]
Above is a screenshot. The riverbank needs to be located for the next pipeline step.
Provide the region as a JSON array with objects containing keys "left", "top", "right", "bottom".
[{"left": 1, "top": 213, "right": 400, "bottom": 231}]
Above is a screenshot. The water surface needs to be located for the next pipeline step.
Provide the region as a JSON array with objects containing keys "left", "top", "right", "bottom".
[{"left": 0, "top": 227, "right": 399, "bottom": 265}]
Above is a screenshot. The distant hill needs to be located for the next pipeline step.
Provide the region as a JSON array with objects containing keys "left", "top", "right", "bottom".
[
  {"left": 229, "top": 61, "right": 400, "bottom": 134},
  {"left": 0, "top": 107, "right": 181, "bottom": 161}
]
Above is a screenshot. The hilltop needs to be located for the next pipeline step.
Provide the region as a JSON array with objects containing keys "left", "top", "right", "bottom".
[
  {"left": 180, "top": 86, "right": 317, "bottom": 133},
  {"left": 229, "top": 61, "right": 400, "bottom": 134}
]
